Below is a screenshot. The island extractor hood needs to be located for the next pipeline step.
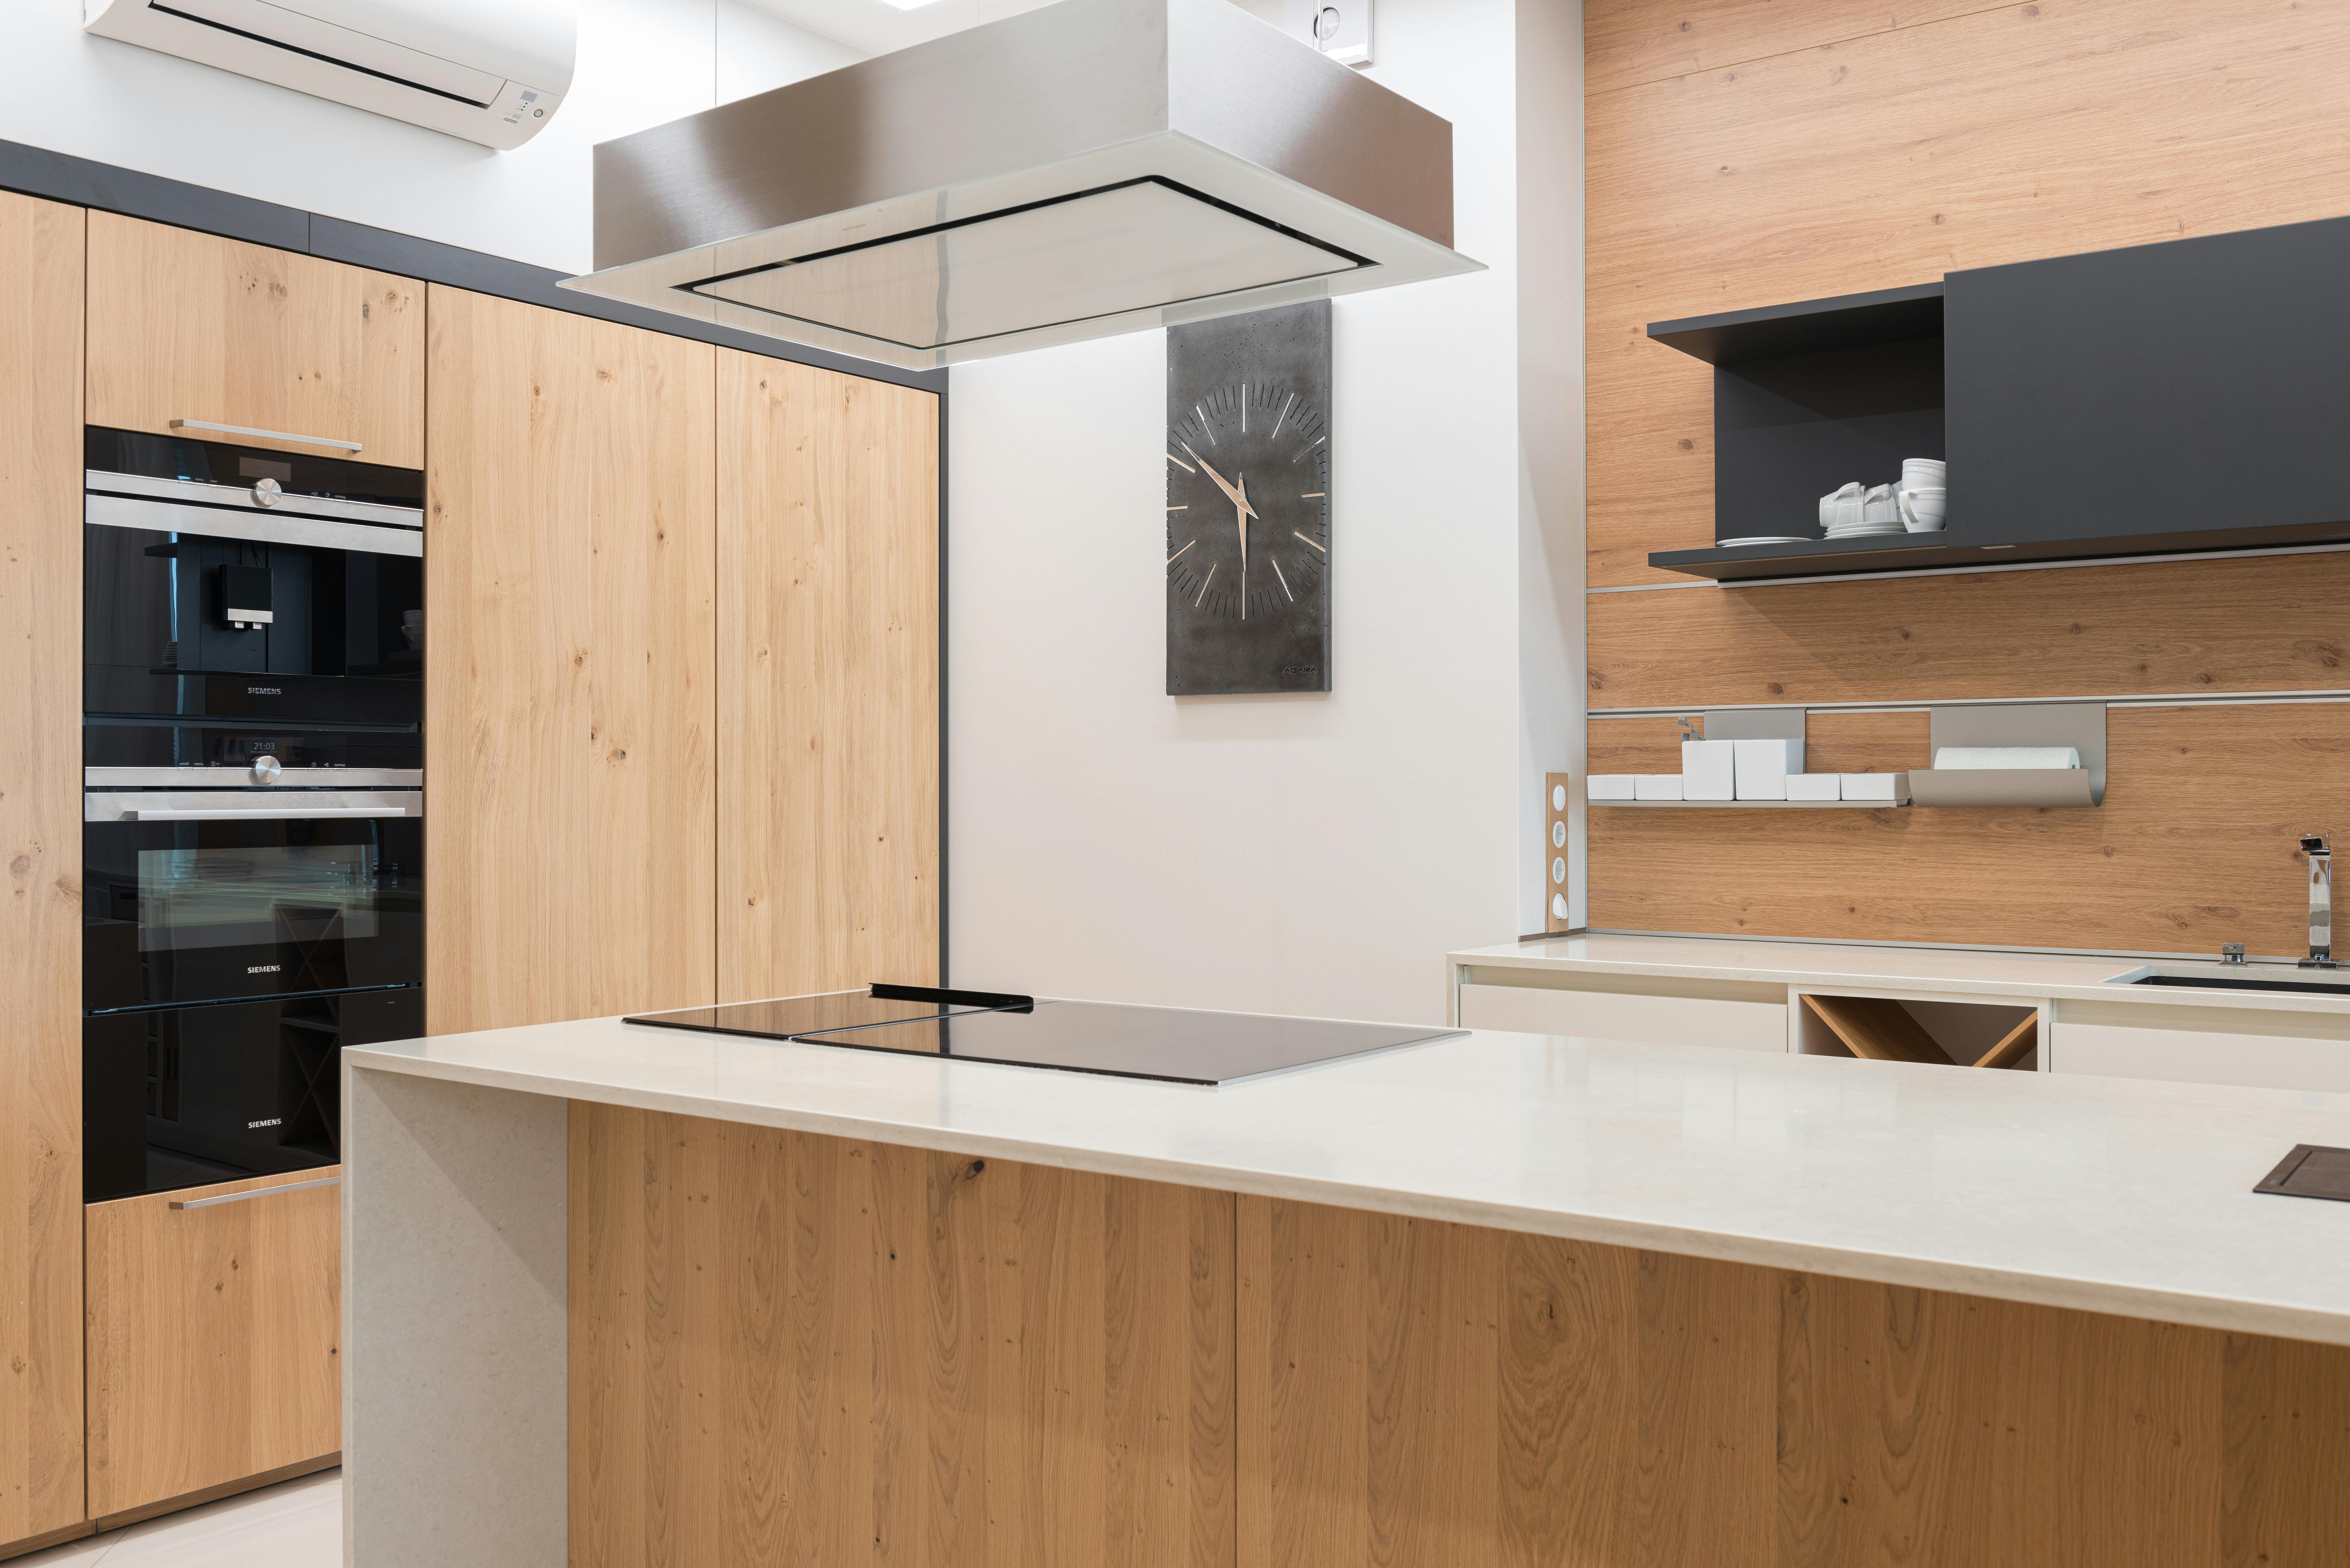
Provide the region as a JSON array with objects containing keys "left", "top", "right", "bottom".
[{"left": 558, "top": 0, "right": 1481, "bottom": 370}]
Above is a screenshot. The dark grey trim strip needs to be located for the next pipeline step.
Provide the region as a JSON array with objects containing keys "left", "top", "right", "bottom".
[
  {"left": 0, "top": 135, "right": 946, "bottom": 394},
  {"left": 0, "top": 137, "right": 308, "bottom": 250}
]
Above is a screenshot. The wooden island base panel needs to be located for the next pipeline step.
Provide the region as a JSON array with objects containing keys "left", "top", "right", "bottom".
[{"left": 567, "top": 1106, "right": 2350, "bottom": 1568}]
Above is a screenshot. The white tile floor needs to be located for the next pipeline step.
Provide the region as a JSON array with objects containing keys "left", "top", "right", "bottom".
[{"left": 13, "top": 1469, "right": 340, "bottom": 1568}]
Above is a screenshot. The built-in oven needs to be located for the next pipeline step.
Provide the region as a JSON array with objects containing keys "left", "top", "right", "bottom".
[
  {"left": 83, "top": 779, "right": 423, "bottom": 1011},
  {"left": 82, "top": 425, "right": 424, "bottom": 723},
  {"left": 83, "top": 426, "right": 428, "bottom": 1199}
]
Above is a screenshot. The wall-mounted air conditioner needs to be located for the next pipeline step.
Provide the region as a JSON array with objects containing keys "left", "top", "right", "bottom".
[{"left": 84, "top": 0, "right": 575, "bottom": 150}]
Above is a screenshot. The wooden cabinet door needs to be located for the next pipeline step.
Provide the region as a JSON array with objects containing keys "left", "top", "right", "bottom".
[
  {"left": 86, "top": 211, "right": 424, "bottom": 468},
  {"left": 85, "top": 1171, "right": 342, "bottom": 1519},
  {"left": 718, "top": 353, "right": 939, "bottom": 1000},
  {"left": 0, "top": 190, "right": 86, "bottom": 1554},
  {"left": 425, "top": 287, "right": 717, "bottom": 1033}
]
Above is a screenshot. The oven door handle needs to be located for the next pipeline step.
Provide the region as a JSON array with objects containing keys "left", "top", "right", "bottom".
[{"left": 129, "top": 806, "right": 410, "bottom": 821}]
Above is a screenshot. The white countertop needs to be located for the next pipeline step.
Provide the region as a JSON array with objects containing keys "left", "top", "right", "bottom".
[
  {"left": 349, "top": 1002, "right": 2350, "bottom": 1346},
  {"left": 1452, "top": 932, "right": 2350, "bottom": 1014}
]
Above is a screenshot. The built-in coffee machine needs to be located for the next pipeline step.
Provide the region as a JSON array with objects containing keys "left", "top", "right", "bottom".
[{"left": 81, "top": 427, "right": 426, "bottom": 1199}]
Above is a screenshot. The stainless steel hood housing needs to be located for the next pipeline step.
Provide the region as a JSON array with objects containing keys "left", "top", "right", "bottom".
[{"left": 559, "top": 0, "right": 1481, "bottom": 370}]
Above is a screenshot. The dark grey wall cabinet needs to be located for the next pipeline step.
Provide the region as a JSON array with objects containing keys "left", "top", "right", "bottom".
[
  {"left": 1646, "top": 216, "right": 2350, "bottom": 581},
  {"left": 1946, "top": 215, "right": 2350, "bottom": 553}
]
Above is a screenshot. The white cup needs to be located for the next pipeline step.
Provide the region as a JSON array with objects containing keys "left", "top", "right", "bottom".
[
  {"left": 1819, "top": 481, "right": 1864, "bottom": 531},
  {"left": 1898, "top": 486, "right": 1948, "bottom": 532},
  {"left": 1902, "top": 457, "right": 1946, "bottom": 490},
  {"left": 1861, "top": 483, "right": 1901, "bottom": 525}
]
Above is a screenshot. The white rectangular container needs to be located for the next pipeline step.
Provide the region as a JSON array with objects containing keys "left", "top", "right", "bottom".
[
  {"left": 1732, "top": 739, "right": 1801, "bottom": 800},
  {"left": 1785, "top": 773, "right": 1842, "bottom": 801},
  {"left": 1588, "top": 774, "right": 1638, "bottom": 801},
  {"left": 1635, "top": 774, "right": 1684, "bottom": 801},
  {"left": 1841, "top": 771, "right": 1903, "bottom": 801},
  {"left": 1680, "top": 740, "right": 1736, "bottom": 800}
]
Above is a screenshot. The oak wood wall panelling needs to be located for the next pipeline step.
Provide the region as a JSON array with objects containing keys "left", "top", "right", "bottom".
[
  {"left": 424, "top": 287, "right": 717, "bottom": 1033},
  {"left": 1588, "top": 0, "right": 2350, "bottom": 590},
  {"left": 0, "top": 190, "right": 84, "bottom": 1552},
  {"left": 83, "top": 1171, "right": 342, "bottom": 1519},
  {"left": 717, "top": 353, "right": 941, "bottom": 1001},
  {"left": 1590, "top": 710, "right": 1927, "bottom": 776},
  {"left": 568, "top": 1106, "right": 1235, "bottom": 1568},
  {"left": 1586, "top": 0, "right": 2350, "bottom": 946},
  {"left": 85, "top": 212, "right": 424, "bottom": 466},
  {"left": 1582, "top": 0, "right": 1996, "bottom": 95},
  {"left": 1588, "top": 553, "right": 2350, "bottom": 710},
  {"left": 1591, "top": 703, "right": 2350, "bottom": 951},
  {"left": 1240, "top": 1193, "right": 2350, "bottom": 1567}
]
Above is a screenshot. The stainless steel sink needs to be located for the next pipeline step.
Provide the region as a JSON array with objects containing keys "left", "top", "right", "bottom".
[{"left": 2107, "top": 961, "right": 2350, "bottom": 997}]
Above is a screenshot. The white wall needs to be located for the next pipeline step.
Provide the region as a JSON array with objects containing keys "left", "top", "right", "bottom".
[
  {"left": 0, "top": 0, "right": 860, "bottom": 274},
  {"left": 947, "top": 0, "right": 1539, "bottom": 1025}
]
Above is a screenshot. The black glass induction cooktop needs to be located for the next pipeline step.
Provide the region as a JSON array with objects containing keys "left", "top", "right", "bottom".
[{"left": 624, "top": 985, "right": 1461, "bottom": 1086}]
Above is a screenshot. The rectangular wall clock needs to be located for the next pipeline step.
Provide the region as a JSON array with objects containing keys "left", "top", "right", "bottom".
[{"left": 1165, "top": 300, "right": 1331, "bottom": 695}]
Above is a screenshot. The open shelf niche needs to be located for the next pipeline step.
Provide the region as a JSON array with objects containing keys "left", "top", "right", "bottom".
[
  {"left": 1797, "top": 991, "right": 2041, "bottom": 1071},
  {"left": 1646, "top": 282, "right": 1946, "bottom": 583}
]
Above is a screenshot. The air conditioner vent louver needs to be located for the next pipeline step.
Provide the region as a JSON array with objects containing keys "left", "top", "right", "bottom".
[{"left": 86, "top": 0, "right": 574, "bottom": 151}]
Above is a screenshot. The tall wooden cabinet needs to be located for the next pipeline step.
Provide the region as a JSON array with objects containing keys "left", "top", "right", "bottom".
[
  {"left": 0, "top": 190, "right": 87, "bottom": 1556},
  {"left": 719, "top": 354, "right": 941, "bottom": 1000},
  {"left": 424, "top": 287, "right": 719, "bottom": 1034},
  {"left": 85, "top": 213, "right": 424, "bottom": 466},
  {"left": 0, "top": 204, "right": 941, "bottom": 1557}
]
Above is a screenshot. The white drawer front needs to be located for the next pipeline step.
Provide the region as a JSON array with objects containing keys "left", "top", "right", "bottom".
[
  {"left": 1459, "top": 982, "right": 1787, "bottom": 1052},
  {"left": 2052, "top": 1011, "right": 2350, "bottom": 1093}
]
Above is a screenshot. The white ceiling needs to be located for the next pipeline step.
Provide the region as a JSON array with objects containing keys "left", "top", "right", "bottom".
[
  {"left": 741, "top": 0, "right": 1056, "bottom": 57},
  {"left": 745, "top": 0, "right": 1288, "bottom": 60}
]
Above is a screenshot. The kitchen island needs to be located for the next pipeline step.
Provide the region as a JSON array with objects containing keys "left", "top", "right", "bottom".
[{"left": 342, "top": 999, "right": 2350, "bottom": 1567}]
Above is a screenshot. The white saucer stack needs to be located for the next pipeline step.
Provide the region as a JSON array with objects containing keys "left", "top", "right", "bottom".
[
  {"left": 1819, "top": 480, "right": 1905, "bottom": 539},
  {"left": 1820, "top": 459, "right": 1947, "bottom": 538}
]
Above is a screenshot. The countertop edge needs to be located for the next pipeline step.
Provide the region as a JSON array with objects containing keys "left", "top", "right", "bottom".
[
  {"left": 345, "top": 1047, "right": 2350, "bottom": 1350},
  {"left": 1447, "top": 942, "right": 2350, "bottom": 1016}
]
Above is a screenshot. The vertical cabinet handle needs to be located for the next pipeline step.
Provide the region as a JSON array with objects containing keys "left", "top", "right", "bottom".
[
  {"left": 170, "top": 1174, "right": 342, "bottom": 1210},
  {"left": 169, "top": 418, "right": 364, "bottom": 455}
]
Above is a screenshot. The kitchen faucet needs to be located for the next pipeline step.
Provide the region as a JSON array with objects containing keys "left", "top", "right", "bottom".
[{"left": 2302, "top": 834, "right": 2333, "bottom": 968}]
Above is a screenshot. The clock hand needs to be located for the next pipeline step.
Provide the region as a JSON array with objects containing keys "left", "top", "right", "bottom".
[
  {"left": 1185, "top": 444, "right": 1258, "bottom": 520},
  {"left": 1237, "top": 473, "right": 1250, "bottom": 616}
]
